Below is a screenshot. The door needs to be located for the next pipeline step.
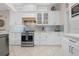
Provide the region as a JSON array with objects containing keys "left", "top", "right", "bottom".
[
  {"left": 37, "top": 13, "right": 42, "bottom": 24},
  {"left": 43, "top": 13, "right": 48, "bottom": 24}
]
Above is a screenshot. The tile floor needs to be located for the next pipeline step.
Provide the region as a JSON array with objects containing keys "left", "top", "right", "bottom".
[{"left": 9, "top": 45, "right": 64, "bottom": 56}]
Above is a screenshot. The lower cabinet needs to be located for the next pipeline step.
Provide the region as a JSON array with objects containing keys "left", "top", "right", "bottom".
[
  {"left": 9, "top": 33, "right": 21, "bottom": 45},
  {"left": 68, "top": 41, "right": 79, "bottom": 56},
  {"left": 62, "top": 36, "right": 79, "bottom": 56},
  {"left": 34, "top": 32, "right": 61, "bottom": 45}
]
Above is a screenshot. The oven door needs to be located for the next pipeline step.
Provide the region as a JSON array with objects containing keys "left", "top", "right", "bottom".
[
  {"left": 22, "top": 32, "right": 33, "bottom": 42},
  {"left": 28, "top": 35, "right": 33, "bottom": 42}
]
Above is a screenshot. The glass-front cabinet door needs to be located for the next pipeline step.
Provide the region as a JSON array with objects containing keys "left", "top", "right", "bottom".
[
  {"left": 43, "top": 13, "right": 48, "bottom": 24},
  {"left": 37, "top": 13, "right": 42, "bottom": 24},
  {"left": 37, "top": 12, "right": 48, "bottom": 25}
]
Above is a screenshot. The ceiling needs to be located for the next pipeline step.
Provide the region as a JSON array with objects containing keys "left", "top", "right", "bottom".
[
  {"left": 0, "top": 3, "right": 61, "bottom": 11},
  {"left": 0, "top": 3, "right": 9, "bottom": 10},
  {"left": 11, "top": 3, "right": 61, "bottom": 11}
]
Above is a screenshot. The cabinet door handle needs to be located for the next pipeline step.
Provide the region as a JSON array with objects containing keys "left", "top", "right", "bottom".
[
  {"left": 69, "top": 39, "right": 76, "bottom": 43},
  {"left": 69, "top": 46, "right": 74, "bottom": 54}
]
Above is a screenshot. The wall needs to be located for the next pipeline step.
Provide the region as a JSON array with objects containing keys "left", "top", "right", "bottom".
[
  {"left": 9, "top": 11, "right": 36, "bottom": 45},
  {"left": 60, "top": 3, "right": 65, "bottom": 25},
  {"left": 0, "top": 10, "right": 9, "bottom": 33},
  {"left": 69, "top": 3, "right": 79, "bottom": 33},
  {"left": 9, "top": 5, "right": 61, "bottom": 45},
  {"left": 9, "top": 11, "right": 22, "bottom": 45}
]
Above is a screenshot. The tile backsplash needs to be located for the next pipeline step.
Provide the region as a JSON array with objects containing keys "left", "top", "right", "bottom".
[{"left": 24, "top": 25, "right": 64, "bottom": 32}]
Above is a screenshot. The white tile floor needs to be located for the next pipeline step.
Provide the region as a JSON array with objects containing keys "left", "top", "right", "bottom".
[{"left": 9, "top": 45, "right": 64, "bottom": 56}]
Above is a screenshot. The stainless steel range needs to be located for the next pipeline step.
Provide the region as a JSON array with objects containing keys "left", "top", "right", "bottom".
[{"left": 21, "top": 31, "right": 34, "bottom": 47}]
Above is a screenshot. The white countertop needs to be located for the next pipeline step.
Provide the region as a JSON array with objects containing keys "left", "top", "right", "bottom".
[
  {"left": 64, "top": 33, "right": 79, "bottom": 46},
  {"left": 35, "top": 31, "right": 63, "bottom": 33},
  {"left": 64, "top": 33, "right": 79, "bottom": 38},
  {"left": 0, "top": 32, "right": 8, "bottom": 35}
]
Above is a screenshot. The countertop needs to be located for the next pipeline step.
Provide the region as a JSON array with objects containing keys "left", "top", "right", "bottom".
[
  {"left": 64, "top": 33, "right": 79, "bottom": 38},
  {"left": 0, "top": 32, "right": 8, "bottom": 35},
  {"left": 35, "top": 31, "right": 63, "bottom": 33},
  {"left": 64, "top": 33, "right": 79, "bottom": 46}
]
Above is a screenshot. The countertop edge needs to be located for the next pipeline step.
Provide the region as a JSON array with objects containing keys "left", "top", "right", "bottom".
[{"left": 64, "top": 33, "right": 79, "bottom": 39}]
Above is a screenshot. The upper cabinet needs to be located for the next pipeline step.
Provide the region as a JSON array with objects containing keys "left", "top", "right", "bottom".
[
  {"left": 43, "top": 13, "right": 48, "bottom": 24},
  {"left": 36, "top": 5, "right": 48, "bottom": 12},
  {"left": 37, "top": 13, "right": 42, "bottom": 24},
  {"left": 19, "top": 4, "right": 61, "bottom": 25},
  {"left": 48, "top": 11, "right": 60, "bottom": 25},
  {"left": 36, "top": 11, "right": 60, "bottom": 25},
  {"left": 36, "top": 12, "right": 48, "bottom": 25}
]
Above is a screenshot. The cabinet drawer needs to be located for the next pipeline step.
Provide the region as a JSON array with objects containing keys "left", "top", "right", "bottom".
[
  {"left": 68, "top": 37, "right": 79, "bottom": 45},
  {"left": 69, "top": 44, "right": 79, "bottom": 56}
]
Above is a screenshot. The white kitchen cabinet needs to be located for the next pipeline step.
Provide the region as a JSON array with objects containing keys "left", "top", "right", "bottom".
[
  {"left": 68, "top": 41, "right": 79, "bottom": 56},
  {"left": 68, "top": 38, "right": 79, "bottom": 56},
  {"left": 36, "top": 11, "right": 61, "bottom": 25},
  {"left": 48, "top": 11, "right": 60, "bottom": 25},
  {"left": 34, "top": 32, "right": 61, "bottom": 45},
  {"left": 9, "top": 33, "right": 21, "bottom": 45},
  {"left": 37, "top": 13, "right": 42, "bottom": 24},
  {"left": 34, "top": 32, "right": 46, "bottom": 45},
  {"left": 43, "top": 13, "right": 48, "bottom": 24},
  {"left": 62, "top": 36, "right": 79, "bottom": 56},
  {"left": 62, "top": 37, "right": 71, "bottom": 56},
  {"left": 34, "top": 32, "right": 40, "bottom": 45},
  {"left": 36, "top": 12, "right": 48, "bottom": 25},
  {"left": 37, "top": 6, "right": 48, "bottom": 12}
]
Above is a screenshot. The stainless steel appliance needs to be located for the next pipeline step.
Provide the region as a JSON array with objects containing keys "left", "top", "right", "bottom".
[
  {"left": 21, "top": 31, "right": 34, "bottom": 47},
  {"left": 0, "top": 34, "right": 9, "bottom": 56},
  {"left": 71, "top": 4, "right": 79, "bottom": 17}
]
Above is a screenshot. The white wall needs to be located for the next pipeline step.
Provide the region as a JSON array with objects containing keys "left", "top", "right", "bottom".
[
  {"left": 9, "top": 11, "right": 37, "bottom": 45},
  {"left": 9, "top": 11, "right": 23, "bottom": 32},
  {"left": 60, "top": 3, "right": 65, "bottom": 25},
  {"left": 9, "top": 11, "right": 22, "bottom": 45},
  {"left": 69, "top": 4, "right": 79, "bottom": 33},
  {"left": 9, "top": 5, "right": 62, "bottom": 45},
  {"left": 0, "top": 10, "right": 9, "bottom": 33}
]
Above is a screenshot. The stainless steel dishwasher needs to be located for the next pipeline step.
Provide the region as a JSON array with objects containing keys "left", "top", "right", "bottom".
[{"left": 0, "top": 34, "right": 9, "bottom": 56}]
